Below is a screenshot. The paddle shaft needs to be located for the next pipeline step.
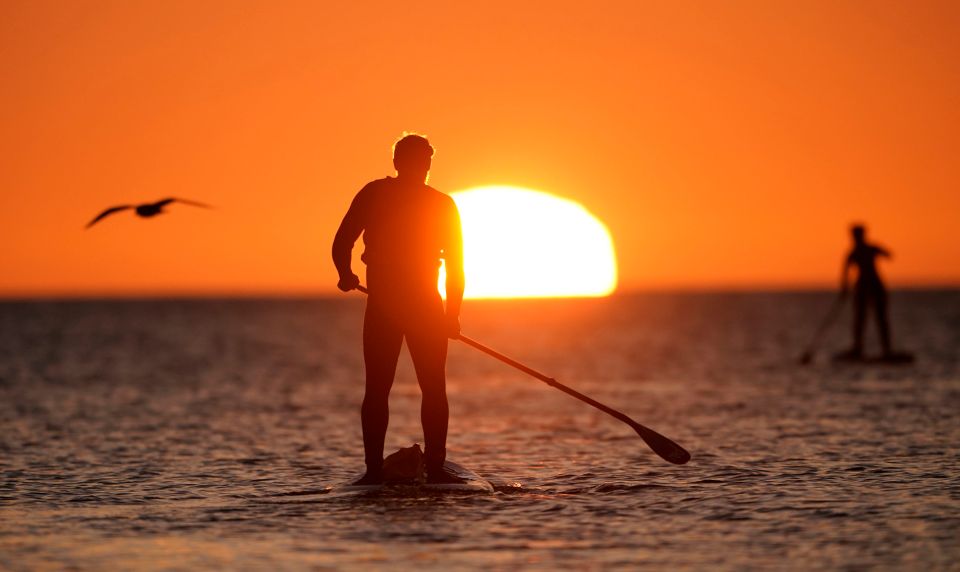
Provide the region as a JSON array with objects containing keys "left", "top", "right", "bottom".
[
  {"left": 455, "top": 334, "right": 690, "bottom": 464},
  {"left": 353, "top": 284, "right": 690, "bottom": 465},
  {"left": 801, "top": 295, "right": 845, "bottom": 359},
  {"left": 457, "top": 334, "right": 635, "bottom": 425}
]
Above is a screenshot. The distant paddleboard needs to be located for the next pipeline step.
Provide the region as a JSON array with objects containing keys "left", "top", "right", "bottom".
[{"left": 831, "top": 351, "right": 915, "bottom": 365}]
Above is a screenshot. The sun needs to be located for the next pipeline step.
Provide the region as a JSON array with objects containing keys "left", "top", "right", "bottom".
[{"left": 439, "top": 186, "right": 617, "bottom": 299}]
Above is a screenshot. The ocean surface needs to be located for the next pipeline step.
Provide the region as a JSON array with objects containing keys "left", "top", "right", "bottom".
[{"left": 1, "top": 291, "right": 958, "bottom": 570}]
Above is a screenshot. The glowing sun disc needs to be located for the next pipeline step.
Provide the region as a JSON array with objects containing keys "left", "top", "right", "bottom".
[{"left": 440, "top": 186, "right": 617, "bottom": 299}]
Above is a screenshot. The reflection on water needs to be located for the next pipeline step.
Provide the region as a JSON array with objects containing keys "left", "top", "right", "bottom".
[{"left": 1, "top": 292, "right": 959, "bottom": 570}]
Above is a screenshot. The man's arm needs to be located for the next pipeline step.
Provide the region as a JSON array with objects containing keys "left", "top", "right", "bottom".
[
  {"left": 443, "top": 199, "right": 465, "bottom": 338},
  {"left": 331, "top": 191, "right": 366, "bottom": 292}
]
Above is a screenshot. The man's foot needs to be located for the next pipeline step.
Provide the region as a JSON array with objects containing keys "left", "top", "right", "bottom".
[
  {"left": 834, "top": 347, "right": 864, "bottom": 361},
  {"left": 351, "top": 470, "right": 383, "bottom": 486},
  {"left": 426, "top": 466, "right": 467, "bottom": 485},
  {"left": 880, "top": 351, "right": 915, "bottom": 364}
]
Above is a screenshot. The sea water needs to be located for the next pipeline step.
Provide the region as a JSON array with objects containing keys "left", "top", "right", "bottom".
[{"left": 1, "top": 291, "right": 958, "bottom": 570}]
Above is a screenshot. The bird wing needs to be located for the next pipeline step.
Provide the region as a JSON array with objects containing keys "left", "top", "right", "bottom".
[
  {"left": 85, "top": 205, "right": 133, "bottom": 228},
  {"left": 165, "top": 197, "right": 212, "bottom": 209}
]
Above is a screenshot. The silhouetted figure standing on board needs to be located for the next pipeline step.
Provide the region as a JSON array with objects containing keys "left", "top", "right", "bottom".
[
  {"left": 838, "top": 224, "right": 893, "bottom": 359},
  {"left": 332, "top": 134, "right": 465, "bottom": 485}
]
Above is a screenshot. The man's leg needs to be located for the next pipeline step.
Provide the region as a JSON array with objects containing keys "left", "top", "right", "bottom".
[
  {"left": 361, "top": 302, "right": 403, "bottom": 480},
  {"left": 875, "top": 286, "right": 892, "bottom": 356},
  {"left": 406, "top": 305, "right": 450, "bottom": 478},
  {"left": 852, "top": 286, "right": 866, "bottom": 355}
]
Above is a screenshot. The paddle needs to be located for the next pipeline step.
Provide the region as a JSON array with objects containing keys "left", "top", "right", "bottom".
[
  {"left": 354, "top": 285, "right": 691, "bottom": 465},
  {"left": 798, "top": 294, "right": 845, "bottom": 365}
]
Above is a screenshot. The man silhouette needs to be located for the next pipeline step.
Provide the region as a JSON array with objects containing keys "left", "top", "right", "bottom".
[
  {"left": 332, "top": 134, "right": 465, "bottom": 484},
  {"left": 839, "top": 224, "right": 892, "bottom": 359}
]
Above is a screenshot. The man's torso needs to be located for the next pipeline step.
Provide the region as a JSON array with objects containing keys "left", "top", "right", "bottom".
[
  {"left": 849, "top": 244, "right": 883, "bottom": 287},
  {"left": 356, "top": 177, "right": 456, "bottom": 297}
]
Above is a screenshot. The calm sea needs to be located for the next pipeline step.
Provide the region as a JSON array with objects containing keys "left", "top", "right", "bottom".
[{"left": 1, "top": 291, "right": 958, "bottom": 570}]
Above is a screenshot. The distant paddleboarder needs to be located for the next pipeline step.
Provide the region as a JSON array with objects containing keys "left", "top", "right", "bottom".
[
  {"left": 86, "top": 197, "right": 211, "bottom": 229},
  {"left": 837, "top": 224, "right": 896, "bottom": 360},
  {"left": 332, "top": 133, "right": 465, "bottom": 484}
]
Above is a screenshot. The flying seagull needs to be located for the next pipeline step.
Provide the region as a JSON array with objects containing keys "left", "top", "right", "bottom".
[{"left": 86, "top": 198, "right": 211, "bottom": 229}]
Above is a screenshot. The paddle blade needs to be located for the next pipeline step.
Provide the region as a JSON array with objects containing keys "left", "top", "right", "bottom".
[{"left": 634, "top": 424, "right": 691, "bottom": 465}]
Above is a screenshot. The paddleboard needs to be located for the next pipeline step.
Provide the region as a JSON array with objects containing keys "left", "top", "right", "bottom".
[
  {"left": 333, "top": 459, "right": 494, "bottom": 494},
  {"left": 831, "top": 351, "right": 915, "bottom": 365}
]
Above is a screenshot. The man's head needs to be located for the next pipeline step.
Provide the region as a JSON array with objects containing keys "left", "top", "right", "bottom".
[
  {"left": 851, "top": 223, "right": 866, "bottom": 243},
  {"left": 393, "top": 133, "right": 433, "bottom": 182}
]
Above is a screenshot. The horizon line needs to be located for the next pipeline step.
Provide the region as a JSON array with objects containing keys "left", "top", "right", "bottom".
[{"left": 1, "top": 283, "right": 958, "bottom": 301}]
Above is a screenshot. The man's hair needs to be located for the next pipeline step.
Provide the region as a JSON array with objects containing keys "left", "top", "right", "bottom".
[
  {"left": 851, "top": 223, "right": 866, "bottom": 239},
  {"left": 392, "top": 133, "right": 434, "bottom": 162}
]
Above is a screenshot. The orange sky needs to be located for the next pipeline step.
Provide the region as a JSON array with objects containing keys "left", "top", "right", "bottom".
[{"left": 2, "top": 1, "right": 958, "bottom": 296}]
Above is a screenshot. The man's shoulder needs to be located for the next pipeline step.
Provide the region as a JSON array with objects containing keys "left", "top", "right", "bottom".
[
  {"left": 360, "top": 177, "right": 395, "bottom": 193},
  {"left": 424, "top": 185, "right": 456, "bottom": 207},
  {"left": 357, "top": 179, "right": 455, "bottom": 209},
  {"left": 352, "top": 177, "right": 395, "bottom": 207}
]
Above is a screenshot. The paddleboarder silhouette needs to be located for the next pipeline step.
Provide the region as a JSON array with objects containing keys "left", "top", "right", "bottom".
[
  {"left": 332, "top": 134, "right": 465, "bottom": 484},
  {"left": 838, "top": 223, "right": 894, "bottom": 360}
]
